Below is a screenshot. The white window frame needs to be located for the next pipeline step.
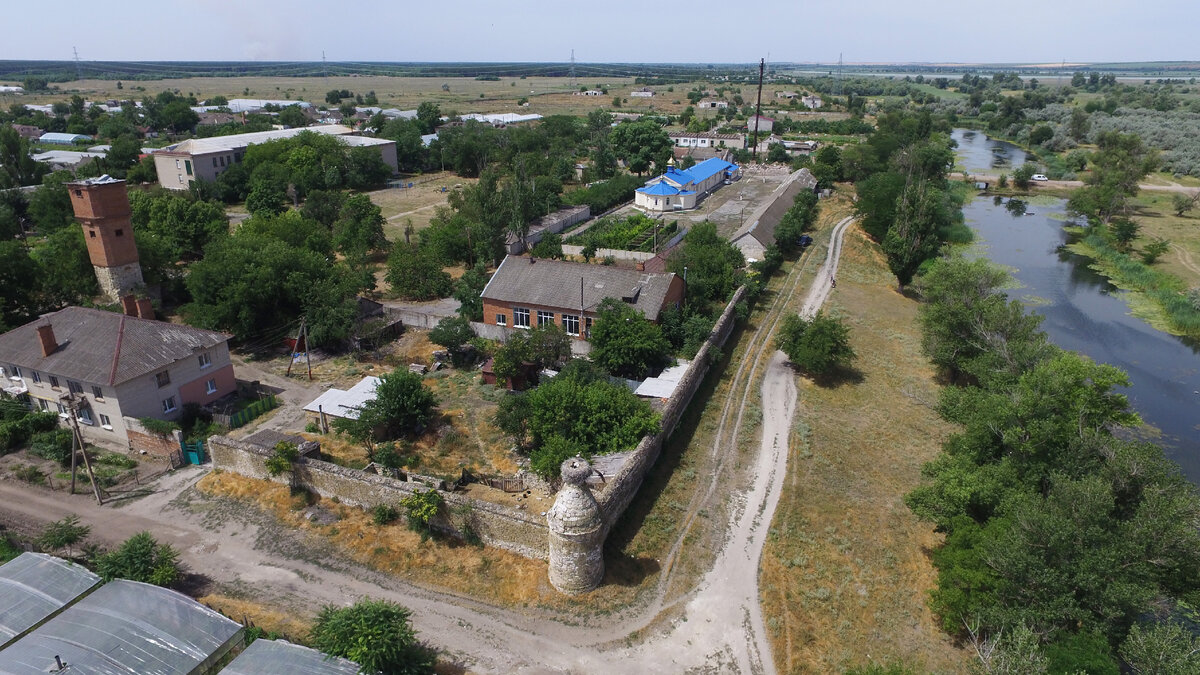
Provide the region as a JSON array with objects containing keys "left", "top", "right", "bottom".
[
  {"left": 67, "top": 380, "right": 83, "bottom": 395},
  {"left": 31, "top": 371, "right": 40, "bottom": 383},
  {"left": 92, "top": 385, "right": 103, "bottom": 400},
  {"left": 9, "top": 366, "right": 21, "bottom": 379},
  {"left": 205, "top": 378, "right": 217, "bottom": 395},
  {"left": 78, "top": 408, "right": 94, "bottom": 425},
  {"left": 162, "top": 396, "right": 177, "bottom": 414},
  {"left": 99, "top": 413, "right": 111, "bottom": 429},
  {"left": 49, "top": 375, "right": 59, "bottom": 388},
  {"left": 496, "top": 313, "right": 507, "bottom": 326},
  {"left": 513, "top": 307, "right": 530, "bottom": 329},
  {"left": 198, "top": 352, "right": 212, "bottom": 369},
  {"left": 537, "top": 310, "right": 554, "bottom": 328},
  {"left": 563, "top": 314, "right": 580, "bottom": 336}
]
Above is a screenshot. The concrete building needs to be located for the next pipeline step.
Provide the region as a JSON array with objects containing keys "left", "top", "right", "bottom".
[
  {"left": 776, "top": 91, "right": 799, "bottom": 99},
  {"left": 32, "top": 150, "right": 104, "bottom": 172},
  {"left": 696, "top": 100, "right": 728, "bottom": 109},
  {"left": 629, "top": 87, "right": 656, "bottom": 98},
  {"left": 151, "top": 125, "right": 397, "bottom": 191},
  {"left": 191, "top": 98, "right": 312, "bottom": 114},
  {"left": 480, "top": 255, "right": 684, "bottom": 339},
  {"left": 668, "top": 131, "right": 745, "bottom": 150},
  {"left": 731, "top": 168, "right": 818, "bottom": 260},
  {"left": 10, "top": 124, "right": 41, "bottom": 140},
  {"left": 0, "top": 303, "right": 236, "bottom": 453},
  {"left": 801, "top": 95, "right": 823, "bottom": 109},
  {"left": 68, "top": 176, "right": 144, "bottom": 302},
  {"left": 634, "top": 157, "right": 741, "bottom": 212}
]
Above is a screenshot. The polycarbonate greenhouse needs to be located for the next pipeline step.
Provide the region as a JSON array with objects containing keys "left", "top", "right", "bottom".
[
  {"left": 0, "top": 553, "right": 100, "bottom": 649},
  {"left": 220, "top": 639, "right": 362, "bottom": 675},
  {"left": 0, "top": 579, "right": 243, "bottom": 674}
]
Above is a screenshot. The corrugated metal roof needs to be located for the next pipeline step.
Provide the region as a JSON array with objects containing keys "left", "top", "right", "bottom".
[
  {"left": 38, "top": 132, "right": 91, "bottom": 144},
  {"left": 637, "top": 182, "right": 687, "bottom": 196},
  {"left": 0, "top": 307, "right": 231, "bottom": 387},
  {"left": 480, "top": 256, "right": 678, "bottom": 321},
  {"left": 220, "top": 639, "right": 360, "bottom": 675},
  {"left": 682, "top": 158, "right": 737, "bottom": 184},
  {"left": 0, "top": 579, "right": 243, "bottom": 675},
  {"left": 732, "top": 168, "right": 818, "bottom": 248},
  {"left": 0, "top": 553, "right": 100, "bottom": 648}
]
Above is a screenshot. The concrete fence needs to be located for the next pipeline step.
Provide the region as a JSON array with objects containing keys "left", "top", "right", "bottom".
[{"left": 560, "top": 246, "right": 657, "bottom": 263}]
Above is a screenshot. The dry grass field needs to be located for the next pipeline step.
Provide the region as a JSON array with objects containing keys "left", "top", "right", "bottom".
[
  {"left": 1127, "top": 191, "right": 1200, "bottom": 289},
  {"left": 759, "top": 222, "right": 971, "bottom": 673}
]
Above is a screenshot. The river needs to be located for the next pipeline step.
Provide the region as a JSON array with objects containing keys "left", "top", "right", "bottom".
[
  {"left": 964, "top": 195, "right": 1200, "bottom": 484},
  {"left": 951, "top": 128, "right": 1028, "bottom": 175}
]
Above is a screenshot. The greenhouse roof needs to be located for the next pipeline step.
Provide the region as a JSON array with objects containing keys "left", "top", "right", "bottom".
[
  {"left": 0, "top": 579, "right": 243, "bottom": 674},
  {"left": 220, "top": 639, "right": 361, "bottom": 675},
  {"left": 0, "top": 553, "right": 100, "bottom": 648}
]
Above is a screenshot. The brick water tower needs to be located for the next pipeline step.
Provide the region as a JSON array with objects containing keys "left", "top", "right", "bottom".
[{"left": 68, "top": 176, "right": 144, "bottom": 302}]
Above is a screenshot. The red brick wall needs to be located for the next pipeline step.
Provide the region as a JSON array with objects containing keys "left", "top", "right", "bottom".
[
  {"left": 72, "top": 183, "right": 139, "bottom": 268},
  {"left": 127, "top": 429, "right": 178, "bottom": 457},
  {"left": 178, "top": 364, "right": 236, "bottom": 407},
  {"left": 69, "top": 181, "right": 131, "bottom": 220},
  {"left": 482, "top": 280, "right": 684, "bottom": 338}
]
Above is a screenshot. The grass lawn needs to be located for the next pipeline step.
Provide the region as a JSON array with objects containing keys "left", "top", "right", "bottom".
[
  {"left": 759, "top": 217, "right": 970, "bottom": 673},
  {"left": 1128, "top": 191, "right": 1200, "bottom": 289}
]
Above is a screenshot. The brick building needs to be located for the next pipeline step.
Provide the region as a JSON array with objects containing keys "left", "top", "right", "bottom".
[
  {"left": 67, "top": 176, "right": 144, "bottom": 302},
  {"left": 480, "top": 256, "right": 684, "bottom": 340}
]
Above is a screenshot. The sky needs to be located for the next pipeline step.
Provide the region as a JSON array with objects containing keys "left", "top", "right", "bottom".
[{"left": 3, "top": 0, "right": 1196, "bottom": 65}]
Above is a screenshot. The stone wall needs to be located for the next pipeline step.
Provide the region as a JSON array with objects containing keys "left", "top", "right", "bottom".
[
  {"left": 124, "top": 416, "right": 183, "bottom": 461},
  {"left": 593, "top": 286, "right": 746, "bottom": 531},
  {"left": 560, "top": 245, "right": 656, "bottom": 263},
  {"left": 208, "top": 436, "right": 549, "bottom": 559}
]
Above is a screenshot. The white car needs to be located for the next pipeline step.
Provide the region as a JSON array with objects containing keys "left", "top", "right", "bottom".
[{"left": 1031, "top": 174, "right": 1049, "bottom": 182}]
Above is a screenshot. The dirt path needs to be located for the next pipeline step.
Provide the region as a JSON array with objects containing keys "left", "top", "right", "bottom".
[
  {"left": 0, "top": 219, "right": 856, "bottom": 673},
  {"left": 1173, "top": 243, "right": 1200, "bottom": 277},
  {"left": 950, "top": 173, "right": 1200, "bottom": 196}
]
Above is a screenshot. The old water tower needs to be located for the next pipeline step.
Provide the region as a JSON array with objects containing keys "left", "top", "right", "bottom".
[{"left": 68, "top": 176, "right": 144, "bottom": 302}]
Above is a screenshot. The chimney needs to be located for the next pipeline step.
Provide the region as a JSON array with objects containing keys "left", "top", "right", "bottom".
[
  {"left": 135, "top": 298, "right": 154, "bottom": 320},
  {"left": 636, "top": 261, "right": 645, "bottom": 271},
  {"left": 37, "top": 324, "right": 57, "bottom": 357},
  {"left": 121, "top": 294, "right": 137, "bottom": 316}
]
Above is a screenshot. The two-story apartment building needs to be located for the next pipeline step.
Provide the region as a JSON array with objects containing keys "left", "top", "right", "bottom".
[
  {"left": 0, "top": 305, "right": 236, "bottom": 452},
  {"left": 480, "top": 256, "right": 684, "bottom": 340}
]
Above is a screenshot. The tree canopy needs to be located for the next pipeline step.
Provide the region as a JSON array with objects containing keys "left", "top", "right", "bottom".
[
  {"left": 310, "top": 599, "right": 434, "bottom": 675},
  {"left": 588, "top": 298, "right": 672, "bottom": 379}
]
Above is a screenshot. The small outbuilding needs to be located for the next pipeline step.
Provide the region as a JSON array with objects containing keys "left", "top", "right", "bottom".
[{"left": 303, "top": 376, "right": 382, "bottom": 426}]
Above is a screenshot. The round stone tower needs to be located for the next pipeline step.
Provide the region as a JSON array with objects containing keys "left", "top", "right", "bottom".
[{"left": 547, "top": 456, "right": 604, "bottom": 594}]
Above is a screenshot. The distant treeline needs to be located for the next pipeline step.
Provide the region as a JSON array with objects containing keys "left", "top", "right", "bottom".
[{"left": 0, "top": 60, "right": 761, "bottom": 83}]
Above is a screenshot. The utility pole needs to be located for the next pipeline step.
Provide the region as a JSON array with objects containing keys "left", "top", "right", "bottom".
[
  {"left": 751, "top": 58, "right": 765, "bottom": 158},
  {"left": 286, "top": 318, "right": 305, "bottom": 377},
  {"left": 303, "top": 321, "right": 313, "bottom": 381},
  {"left": 73, "top": 47, "right": 81, "bottom": 81},
  {"left": 64, "top": 396, "right": 103, "bottom": 505},
  {"left": 569, "top": 49, "right": 577, "bottom": 89},
  {"left": 322, "top": 50, "right": 328, "bottom": 79}
]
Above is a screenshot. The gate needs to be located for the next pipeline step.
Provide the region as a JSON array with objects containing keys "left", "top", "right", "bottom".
[{"left": 181, "top": 440, "right": 207, "bottom": 465}]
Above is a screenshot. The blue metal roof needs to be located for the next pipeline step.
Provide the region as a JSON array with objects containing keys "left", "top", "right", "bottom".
[
  {"left": 683, "top": 158, "right": 737, "bottom": 184},
  {"left": 638, "top": 181, "right": 682, "bottom": 196}
]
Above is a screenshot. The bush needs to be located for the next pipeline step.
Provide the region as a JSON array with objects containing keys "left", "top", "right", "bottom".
[
  {"left": 305, "top": 422, "right": 321, "bottom": 434},
  {"left": 11, "top": 464, "right": 45, "bottom": 484},
  {"left": 372, "top": 504, "right": 399, "bottom": 526},
  {"left": 310, "top": 599, "right": 435, "bottom": 674},
  {"left": 92, "top": 531, "right": 182, "bottom": 587},
  {"left": 776, "top": 311, "right": 856, "bottom": 377},
  {"left": 399, "top": 489, "right": 443, "bottom": 537},
  {"left": 28, "top": 429, "right": 74, "bottom": 466}
]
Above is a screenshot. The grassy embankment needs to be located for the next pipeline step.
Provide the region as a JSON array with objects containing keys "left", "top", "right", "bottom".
[{"left": 759, "top": 216, "right": 971, "bottom": 673}]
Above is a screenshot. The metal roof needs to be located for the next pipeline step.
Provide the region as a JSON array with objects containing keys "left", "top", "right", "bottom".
[
  {"left": 0, "top": 307, "right": 231, "bottom": 387},
  {"left": 0, "top": 553, "right": 100, "bottom": 648},
  {"left": 0, "top": 579, "right": 243, "bottom": 675},
  {"left": 480, "top": 255, "right": 679, "bottom": 321},
  {"left": 303, "top": 376, "right": 381, "bottom": 420},
  {"left": 637, "top": 181, "right": 692, "bottom": 196},
  {"left": 731, "top": 168, "right": 818, "bottom": 249},
  {"left": 634, "top": 360, "right": 691, "bottom": 399},
  {"left": 155, "top": 125, "right": 357, "bottom": 156},
  {"left": 220, "top": 639, "right": 360, "bottom": 675},
  {"left": 683, "top": 157, "right": 738, "bottom": 184},
  {"left": 38, "top": 132, "right": 91, "bottom": 144}
]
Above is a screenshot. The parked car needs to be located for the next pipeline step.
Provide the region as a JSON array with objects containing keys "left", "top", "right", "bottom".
[
  {"left": 798, "top": 234, "right": 814, "bottom": 249},
  {"left": 1031, "top": 174, "right": 1049, "bottom": 182}
]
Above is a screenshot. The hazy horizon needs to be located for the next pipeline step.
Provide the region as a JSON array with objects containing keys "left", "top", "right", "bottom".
[{"left": 4, "top": 0, "right": 1196, "bottom": 66}]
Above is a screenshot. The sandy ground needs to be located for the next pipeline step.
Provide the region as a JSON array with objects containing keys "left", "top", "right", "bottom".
[
  {"left": 950, "top": 173, "right": 1200, "bottom": 196},
  {"left": 0, "top": 219, "right": 854, "bottom": 674}
]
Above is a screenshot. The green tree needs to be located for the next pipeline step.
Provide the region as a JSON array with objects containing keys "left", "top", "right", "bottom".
[
  {"left": 589, "top": 297, "right": 672, "bottom": 379},
  {"left": 33, "top": 227, "right": 99, "bottom": 307},
  {"left": 854, "top": 171, "right": 907, "bottom": 242},
  {"left": 277, "top": 104, "right": 308, "bottom": 129},
  {"left": 0, "top": 241, "right": 42, "bottom": 330},
  {"left": 668, "top": 221, "right": 745, "bottom": 308},
  {"left": 1067, "top": 131, "right": 1160, "bottom": 224},
  {"left": 776, "top": 311, "right": 855, "bottom": 377},
  {"left": 128, "top": 189, "right": 229, "bottom": 260},
  {"left": 386, "top": 244, "right": 453, "bottom": 301},
  {"left": 27, "top": 173, "right": 75, "bottom": 234},
  {"left": 1011, "top": 164, "right": 1036, "bottom": 189},
  {"left": 300, "top": 189, "right": 347, "bottom": 228},
  {"left": 610, "top": 120, "right": 672, "bottom": 175},
  {"left": 102, "top": 135, "right": 141, "bottom": 178},
  {"left": 332, "top": 371, "right": 436, "bottom": 443},
  {"left": 264, "top": 441, "right": 300, "bottom": 477},
  {"left": 882, "top": 176, "right": 947, "bottom": 291},
  {"left": 767, "top": 143, "right": 790, "bottom": 164},
  {"left": 0, "top": 126, "right": 48, "bottom": 188},
  {"left": 428, "top": 316, "right": 475, "bottom": 354},
  {"left": 332, "top": 193, "right": 387, "bottom": 257},
  {"left": 93, "top": 531, "right": 183, "bottom": 588},
  {"left": 1173, "top": 194, "right": 1197, "bottom": 217},
  {"left": 1141, "top": 237, "right": 1170, "bottom": 264},
  {"left": 310, "top": 599, "right": 435, "bottom": 675},
  {"left": 415, "top": 101, "right": 441, "bottom": 135},
  {"left": 1120, "top": 621, "right": 1200, "bottom": 674},
  {"left": 1110, "top": 218, "right": 1141, "bottom": 251},
  {"left": 452, "top": 262, "right": 490, "bottom": 321}
]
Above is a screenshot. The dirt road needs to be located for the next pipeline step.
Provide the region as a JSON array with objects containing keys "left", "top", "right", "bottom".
[
  {"left": 0, "top": 219, "right": 855, "bottom": 673},
  {"left": 950, "top": 172, "right": 1200, "bottom": 196}
]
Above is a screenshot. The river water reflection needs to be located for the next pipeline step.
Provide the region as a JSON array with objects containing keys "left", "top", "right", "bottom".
[
  {"left": 952, "top": 128, "right": 1028, "bottom": 175},
  {"left": 963, "top": 195, "right": 1200, "bottom": 484}
]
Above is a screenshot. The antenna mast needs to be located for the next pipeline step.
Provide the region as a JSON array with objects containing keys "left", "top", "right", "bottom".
[
  {"left": 751, "top": 58, "right": 765, "bottom": 157},
  {"left": 322, "top": 50, "right": 328, "bottom": 78},
  {"left": 73, "top": 47, "right": 81, "bottom": 80},
  {"left": 570, "top": 49, "right": 577, "bottom": 89}
]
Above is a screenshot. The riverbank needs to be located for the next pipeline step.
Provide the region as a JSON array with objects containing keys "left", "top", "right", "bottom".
[{"left": 760, "top": 213, "right": 970, "bottom": 673}]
